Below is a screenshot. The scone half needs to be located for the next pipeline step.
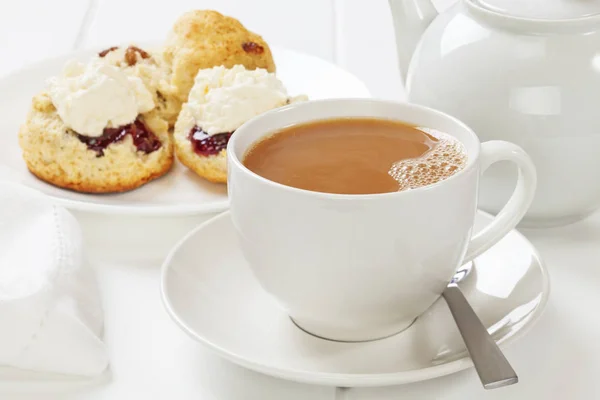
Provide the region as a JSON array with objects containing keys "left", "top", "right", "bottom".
[
  {"left": 163, "top": 10, "right": 276, "bottom": 102},
  {"left": 173, "top": 64, "right": 307, "bottom": 184},
  {"left": 19, "top": 93, "right": 174, "bottom": 193}
]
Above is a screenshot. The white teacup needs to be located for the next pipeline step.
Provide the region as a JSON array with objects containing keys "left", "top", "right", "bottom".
[{"left": 228, "top": 99, "right": 536, "bottom": 342}]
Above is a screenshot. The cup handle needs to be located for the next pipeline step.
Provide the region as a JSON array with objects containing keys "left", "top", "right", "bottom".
[{"left": 463, "top": 141, "right": 537, "bottom": 263}]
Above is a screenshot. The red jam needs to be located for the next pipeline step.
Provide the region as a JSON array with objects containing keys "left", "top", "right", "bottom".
[
  {"left": 189, "top": 126, "right": 232, "bottom": 156},
  {"left": 76, "top": 117, "right": 162, "bottom": 157}
]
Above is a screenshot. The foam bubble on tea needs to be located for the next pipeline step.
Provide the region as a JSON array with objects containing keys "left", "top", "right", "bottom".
[{"left": 389, "top": 128, "right": 467, "bottom": 191}]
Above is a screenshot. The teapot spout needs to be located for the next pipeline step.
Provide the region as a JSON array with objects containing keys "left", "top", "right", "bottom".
[{"left": 388, "top": 0, "right": 438, "bottom": 84}]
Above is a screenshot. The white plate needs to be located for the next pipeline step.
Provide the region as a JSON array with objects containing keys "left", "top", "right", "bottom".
[
  {"left": 0, "top": 46, "right": 370, "bottom": 216},
  {"left": 161, "top": 211, "right": 550, "bottom": 388}
]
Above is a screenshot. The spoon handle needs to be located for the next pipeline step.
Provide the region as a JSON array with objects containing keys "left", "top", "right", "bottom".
[{"left": 442, "top": 284, "right": 518, "bottom": 389}]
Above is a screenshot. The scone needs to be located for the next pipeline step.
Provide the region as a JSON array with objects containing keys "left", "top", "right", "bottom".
[
  {"left": 174, "top": 65, "right": 306, "bottom": 184},
  {"left": 98, "top": 45, "right": 181, "bottom": 127},
  {"left": 19, "top": 55, "right": 174, "bottom": 194},
  {"left": 164, "top": 10, "right": 276, "bottom": 102}
]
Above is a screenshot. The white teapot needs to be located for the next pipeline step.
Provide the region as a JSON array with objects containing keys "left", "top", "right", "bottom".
[{"left": 390, "top": 0, "right": 600, "bottom": 227}]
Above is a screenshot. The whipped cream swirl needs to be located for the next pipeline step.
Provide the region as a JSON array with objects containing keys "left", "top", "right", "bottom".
[
  {"left": 47, "top": 57, "right": 154, "bottom": 137},
  {"left": 186, "top": 65, "right": 306, "bottom": 135}
]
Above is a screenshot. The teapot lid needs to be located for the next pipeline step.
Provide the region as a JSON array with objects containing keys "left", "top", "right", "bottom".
[{"left": 470, "top": 0, "right": 600, "bottom": 20}]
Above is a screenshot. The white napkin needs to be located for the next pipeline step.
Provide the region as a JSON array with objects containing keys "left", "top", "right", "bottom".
[{"left": 0, "top": 182, "right": 107, "bottom": 377}]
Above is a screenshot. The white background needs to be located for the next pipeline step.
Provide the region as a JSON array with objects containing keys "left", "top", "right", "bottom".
[{"left": 1, "top": 0, "right": 600, "bottom": 399}]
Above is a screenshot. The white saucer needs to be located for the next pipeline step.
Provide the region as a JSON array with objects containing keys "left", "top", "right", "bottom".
[
  {"left": 0, "top": 45, "right": 370, "bottom": 216},
  {"left": 161, "top": 211, "right": 550, "bottom": 388}
]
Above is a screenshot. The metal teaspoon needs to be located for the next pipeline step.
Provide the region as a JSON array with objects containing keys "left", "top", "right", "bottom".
[{"left": 442, "top": 263, "right": 519, "bottom": 389}]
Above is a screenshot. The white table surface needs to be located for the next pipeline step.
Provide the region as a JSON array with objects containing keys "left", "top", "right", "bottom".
[{"left": 2, "top": 1, "right": 600, "bottom": 399}]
